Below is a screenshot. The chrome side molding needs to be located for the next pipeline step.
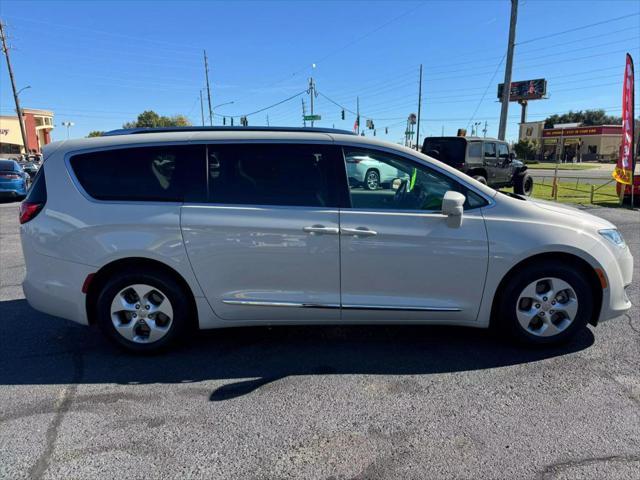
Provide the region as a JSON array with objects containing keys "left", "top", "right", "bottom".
[
  {"left": 222, "top": 299, "right": 460, "bottom": 312},
  {"left": 222, "top": 299, "right": 340, "bottom": 309}
]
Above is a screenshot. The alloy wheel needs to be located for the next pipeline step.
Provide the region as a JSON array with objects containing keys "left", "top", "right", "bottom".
[
  {"left": 110, "top": 284, "right": 174, "bottom": 344},
  {"left": 515, "top": 277, "right": 578, "bottom": 337},
  {"left": 366, "top": 171, "right": 380, "bottom": 190}
]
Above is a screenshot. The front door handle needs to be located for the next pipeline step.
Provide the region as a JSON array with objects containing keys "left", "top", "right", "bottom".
[
  {"left": 303, "top": 225, "right": 339, "bottom": 235},
  {"left": 341, "top": 227, "right": 378, "bottom": 237}
]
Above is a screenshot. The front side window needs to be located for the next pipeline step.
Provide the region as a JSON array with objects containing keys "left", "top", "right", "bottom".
[
  {"left": 204, "top": 143, "right": 340, "bottom": 207},
  {"left": 342, "top": 147, "right": 486, "bottom": 211},
  {"left": 484, "top": 142, "right": 496, "bottom": 158},
  {"left": 497, "top": 143, "right": 509, "bottom": 160},
  {"left": 70, "top": 145, "right": 200, "bottom": 201}
]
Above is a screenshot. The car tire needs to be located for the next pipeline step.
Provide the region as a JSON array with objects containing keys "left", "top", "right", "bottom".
[
  {"left": 514, "top": 173, "right": 534, "bottom": 196},
  {"left": 95, "top": 267, "right": 191, "bottom": 353},
  {"left": 364, "top": 169, "right": 380, "bottom": 190},
  {"left": 496, "top": 261, "right": 592, "bottom": 346},
  {"left": 473, "top": 175, "right": 487, "bottom": 185}
]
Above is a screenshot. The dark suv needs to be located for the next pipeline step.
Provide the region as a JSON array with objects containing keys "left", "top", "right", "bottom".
[{"left": 422, "top": 136, "right": 533, "bottom": 195}]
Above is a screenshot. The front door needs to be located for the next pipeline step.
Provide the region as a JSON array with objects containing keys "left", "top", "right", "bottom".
[
  {"left": 483, "top": 141, "right": 498, "bottom": 181},
  {"left": 496, "top": 142, "right": 512, "bottom": 184},
  {"left": 181, "top": 142, "right": 343, "bottom": 321},
  {"left": 338, "top": 146, "right": 489, "bottom": 323}
]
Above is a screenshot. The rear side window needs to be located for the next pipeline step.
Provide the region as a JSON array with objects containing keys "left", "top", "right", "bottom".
[
  {"left": 201, "top": 143, "right": 341, "bottom": 207},
  {"left": 25, "top": 166, "right": 47, "bottom": 203},
  {"left": 70, "top": 145, "right": 201, "bottom": 201}
]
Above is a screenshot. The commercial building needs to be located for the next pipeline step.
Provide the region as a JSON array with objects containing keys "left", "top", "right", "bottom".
[
  {"left": 519, "top": 121, "right": 623, "bottom": 162},
  {"left": 0, "top": 108, "right": 54, "bottom": 157}
]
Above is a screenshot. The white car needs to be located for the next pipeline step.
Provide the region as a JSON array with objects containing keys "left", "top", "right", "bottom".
[
  {"left": 345, "top": 153, "right": 408, "bottom": 190},
  {"left": 20, "top": 127, "right": 633, "bottom": 353}
]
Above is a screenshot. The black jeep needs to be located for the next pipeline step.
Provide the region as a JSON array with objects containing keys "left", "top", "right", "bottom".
[{"left": 422, "top": 136, "right": 533, "bottom": 195}]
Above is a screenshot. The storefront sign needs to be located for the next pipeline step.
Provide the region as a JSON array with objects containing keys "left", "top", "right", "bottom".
[{"left": 542, "top": 125, "right": 621, "bottom": 137}]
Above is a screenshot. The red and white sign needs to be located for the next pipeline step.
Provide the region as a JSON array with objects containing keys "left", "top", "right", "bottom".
[{"left": 613, "top": 53, "right": 635, "bottom": 185}]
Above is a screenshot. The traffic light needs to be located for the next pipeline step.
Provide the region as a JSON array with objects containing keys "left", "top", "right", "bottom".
[
  {"left": 385, "top": 127, "right": 388, "bottom": 134},
  {"left": 223, "top": 117, "right": 226, "bottom": 125},
  {"left": 231, "top": 117, "right": 234, "bottom": 126},
  {"left": 341, "top": 109, "right": 345, "bottom": 120}
]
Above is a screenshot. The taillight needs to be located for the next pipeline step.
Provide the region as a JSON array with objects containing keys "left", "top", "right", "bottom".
[
  {"left": 346, "top": 158, "right": 361, "bottom": 164},
  {"left": 19, "top": 202, "right": 44, "bottom": 224},
  {"left": 0, "top": 173, "right": 21, "bottom": 179}
]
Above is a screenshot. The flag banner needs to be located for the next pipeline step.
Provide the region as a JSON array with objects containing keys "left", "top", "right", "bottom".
[{"left": 613, "top": 53, "right": 634, "bottom": 185}]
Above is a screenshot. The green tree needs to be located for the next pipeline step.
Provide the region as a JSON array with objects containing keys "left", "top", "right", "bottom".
[
  {"left": 543, "top": 109, "right": 621, "bottom": 128},
  {"left": 87, "top": 130, "right": 104, "bottom": 137},
  {"left": 122, "top": 110, "right": 192, "bottom": 129},
  {"left": 513, "top": 138, "right": 539, "bottom": 162}
]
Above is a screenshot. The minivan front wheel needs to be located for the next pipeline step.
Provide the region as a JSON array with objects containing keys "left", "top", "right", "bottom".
[
  {"left": 497, "top": 262, "right": 592, "bottom": 345},
  {"left": 96, "top": 269, "right": 190, "bottom": 352}
]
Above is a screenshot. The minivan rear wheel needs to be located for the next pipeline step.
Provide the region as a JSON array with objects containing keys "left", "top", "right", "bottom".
[
  {"left": 496, "top": 261, "right": 592, "bottom": 345},
  {"left": 96, "top": 268, "right": 190, "bottom": 353}
]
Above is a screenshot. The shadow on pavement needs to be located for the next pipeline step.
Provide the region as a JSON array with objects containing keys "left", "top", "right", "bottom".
[{"left": 0, "top": 299, "right": 595, "bottom": 400}]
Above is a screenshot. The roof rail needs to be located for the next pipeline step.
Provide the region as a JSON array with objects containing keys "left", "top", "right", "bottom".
[{"left": 103, "top": 126, "right": 356, "bottom": 136}]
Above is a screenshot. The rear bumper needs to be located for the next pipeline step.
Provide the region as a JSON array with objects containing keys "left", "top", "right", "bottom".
[
  {"left": 0, "top": 185, "right": 26, "bottom": 197},
  {"left": 22, "top": 249, "right": 93, "bottom": 326}
]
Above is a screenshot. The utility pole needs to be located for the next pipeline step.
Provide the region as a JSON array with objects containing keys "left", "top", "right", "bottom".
[
  {"left": 302, "top": 98, "right": 307, "bottom": 127},
  {"left": 199, "top": 90, "right": 205, "bottom": 126},
  {"left": 356, "top": 97, "right": 360, "bottom": 135},
  {"left": 308, "top": 77, "right": 316, "bottom": 127},
  {"left": 203, "top": 50, "right": 213, "bottom": 126},
  {"left": 0, "top": 22, "right": 28, "bottom": 154},
  {"left": 416, "top": 64, "right": 423, "bottom": 150},
  {"left": 441, "top": 125, "right": 444, "bottom": 136},
  {"left": 266, "top": 114, "right": 270, "bottom": 126},
  {"left": 498, "top": 0, "right": 518, "bottom": 141}
]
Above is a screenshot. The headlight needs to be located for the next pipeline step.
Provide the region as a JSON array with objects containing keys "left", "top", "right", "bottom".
[{"left": 599, "top": 229, "right": 625, "bottom": 247}]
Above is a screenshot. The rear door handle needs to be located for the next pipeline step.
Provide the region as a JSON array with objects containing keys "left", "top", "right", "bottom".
[
  {"left": 341, "top": 227, "right": 378, "bottom": 237},
  {"left": 303, "top": 225, "right": 339, "bottom": 235}
]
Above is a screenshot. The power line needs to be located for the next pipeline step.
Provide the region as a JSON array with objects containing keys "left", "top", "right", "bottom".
[
  {"left": 517, "top": 12, "right": 640, "bottom": 46},
  {"left": 468, "top": 54, "right": 506, "bottom": 131}
]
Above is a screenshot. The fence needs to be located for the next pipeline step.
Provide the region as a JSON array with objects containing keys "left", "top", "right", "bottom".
[{"left": 531, "top": 175, "right": 620, "bottom": 205}]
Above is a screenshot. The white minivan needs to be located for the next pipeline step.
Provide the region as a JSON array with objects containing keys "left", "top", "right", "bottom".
[{"left": 20, "top": 127, "right": 633, "bottom": 352}]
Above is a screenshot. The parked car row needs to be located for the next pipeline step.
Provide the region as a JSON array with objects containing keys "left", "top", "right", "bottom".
[{"left": 0, "top": 159, "right": 31, "bottom": 200}]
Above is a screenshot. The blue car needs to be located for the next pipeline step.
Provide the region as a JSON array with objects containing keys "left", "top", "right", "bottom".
[{"left": 0, "top": 159, "right": 29, "bottom": 200}]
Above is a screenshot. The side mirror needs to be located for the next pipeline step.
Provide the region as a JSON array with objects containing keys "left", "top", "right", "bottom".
[{"left": 442, "top": 191, "right": 465, "bottom": 228}]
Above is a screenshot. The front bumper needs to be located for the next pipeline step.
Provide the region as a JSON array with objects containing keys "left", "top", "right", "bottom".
[{"left": 598, "top": 244, "right": 634, "bottom": 323}]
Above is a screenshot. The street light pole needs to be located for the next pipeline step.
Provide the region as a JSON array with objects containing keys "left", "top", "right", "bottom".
[
  {"left": 498, "top": 0, "right": 518, "bottom": 141},
  {"left": 61, "top": 121, "right": 74, "bottom": 140}
]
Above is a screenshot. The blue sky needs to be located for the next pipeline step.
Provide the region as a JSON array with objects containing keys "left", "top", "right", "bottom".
[{"left": 1, "top": 0, "right": 639, "bottom": 142}]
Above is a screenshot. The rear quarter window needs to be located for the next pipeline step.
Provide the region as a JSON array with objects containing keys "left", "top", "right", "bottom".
[{"left": 69, "top": 145, "right": 202, "bottom": 201}]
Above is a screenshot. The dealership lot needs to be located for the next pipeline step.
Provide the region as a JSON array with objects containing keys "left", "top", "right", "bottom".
[{"left": 0, "top": 200, "right": 638, "bottom": 479}]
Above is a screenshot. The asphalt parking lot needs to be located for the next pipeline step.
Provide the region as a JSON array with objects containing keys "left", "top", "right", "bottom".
[{"left": 0, "top": 200, "right": 638, "bottom": 480}]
